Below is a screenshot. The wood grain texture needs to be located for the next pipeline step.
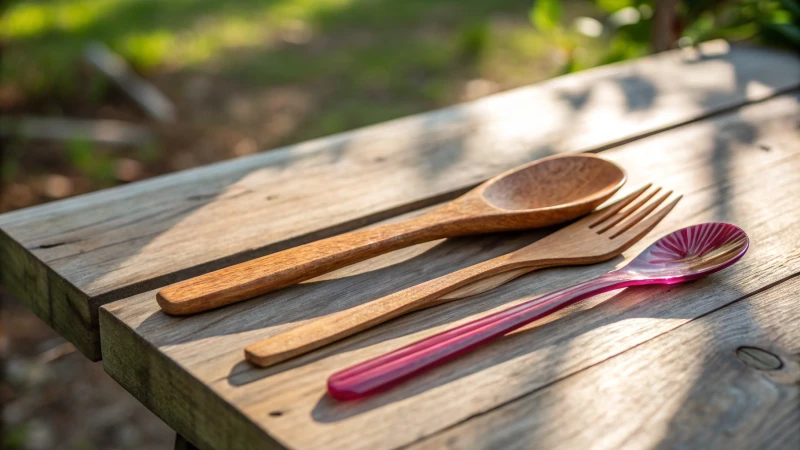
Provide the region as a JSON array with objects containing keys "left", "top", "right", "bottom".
[
  {"left": 99, "top": 93, "right": 800, "bottom": 449},
  {"left": 412, "top": 276, "right": 800, "bottom": 450},
  {"left": 0, "top": 229, "right": 98, "bottom": 354},
  {"left": 158, "top": 154, "right": 625, "bottom": 315},
  {"left": 3, "top": 41, "right": 798, "bottom": 358},
  {"left": 244, "top": 185, "right": 677, "bottom": 368}
]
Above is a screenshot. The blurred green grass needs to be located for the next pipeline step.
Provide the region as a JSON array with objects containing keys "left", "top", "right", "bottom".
[
  {"left": 2, "top": 0, "right": 795, "bottom": 147},
  {"left": 0, "top": 0, "right": 608, "bottom": 106},
  {"left": 0, "top": 0, "right": 641, "bottom": 212}
]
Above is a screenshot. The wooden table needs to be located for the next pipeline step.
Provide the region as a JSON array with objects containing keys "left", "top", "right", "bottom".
[{"left": 2, "top": 41, "right": 800, "bottom": 449}]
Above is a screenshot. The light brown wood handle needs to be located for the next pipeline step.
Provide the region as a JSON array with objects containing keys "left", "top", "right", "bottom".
[
  {"left": 438, "top": 267, "right": 535, "bottom": 300},
  {"left": 157, "top": 212, "right": 461, "bottom": 315},
  {"left": 244, "top": 255, "right": 552, "bottom": 367}
]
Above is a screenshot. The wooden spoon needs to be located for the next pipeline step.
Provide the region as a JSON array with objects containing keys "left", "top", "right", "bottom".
[{"left": 157, "top": 154, "right": 626, "bottom": 315}]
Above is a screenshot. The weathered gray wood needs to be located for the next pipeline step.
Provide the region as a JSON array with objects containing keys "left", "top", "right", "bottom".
[
  {"left": 412, "top": 276, "right": 800, "bottom": 450},
  {"left": 99, "top": 93, "right": 800, "bottom": 450},
  {"left": 0, "top": 229, "right": 94, "bottom": 353},
  {"left": 4, "top": 42, "right": 800, "bottom": 359},
  {"left": 84, "top": 42, "right": 176, "bottom": 122},
  {"left": 0, "top": 117, "right": 154, "bottom": 147}
]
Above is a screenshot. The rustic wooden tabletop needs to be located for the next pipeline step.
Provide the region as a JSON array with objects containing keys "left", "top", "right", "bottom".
[{"left": 2, "top": 40, "right": 799, "bottom": 450}]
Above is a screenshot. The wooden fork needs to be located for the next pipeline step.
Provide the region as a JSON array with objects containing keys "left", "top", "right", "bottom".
[{"left": 245, "top": 184, "right": 681, "bottom": 367}]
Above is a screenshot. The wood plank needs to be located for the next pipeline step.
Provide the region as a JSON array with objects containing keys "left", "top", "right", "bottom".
[
  {"left": 0, "top": 117, "right": 154, "bottom": 147},
  {"left": 3, "top": 41, "right": 800, "bottom": 359},
  {"left": 84, "top": 42, "right": 177, "bottom": 123},
  {"left": 99, "top": 93, "right": 800, "bottom": 450},
  {"left": 412, "top": 276, "right": 800, "bottom": 450}
]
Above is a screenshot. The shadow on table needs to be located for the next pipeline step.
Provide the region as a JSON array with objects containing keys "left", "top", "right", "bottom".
[
  {"left": 305, "top": 277, "right": 734, "bottom": 423},
  {"left": 134, "top": 223, "right": 559, "bottom": 344},
  {"left": 312, "top": 278, "right": 700, "bottom": 422}
]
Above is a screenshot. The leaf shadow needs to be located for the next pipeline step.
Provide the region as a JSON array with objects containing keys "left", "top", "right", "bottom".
[{"left": 306, "top": 278, "right": 712, "bottom": 423}]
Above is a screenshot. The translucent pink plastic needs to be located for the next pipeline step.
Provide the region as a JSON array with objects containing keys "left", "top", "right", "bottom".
[{"left": 328, "top": 222, "right": 749, "bottom": 400}]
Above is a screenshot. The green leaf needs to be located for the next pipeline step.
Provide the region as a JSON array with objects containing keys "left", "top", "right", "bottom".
[
  {"left": 767, "top": 22, "right": 800, "bottom": 46},
  {"left": 595, "top": 0, "right": 634, "bottom": 14},
  {"left": 773, "top": 9, "right": 792, "bottom": 24},
  {"left": 778, "top": 0, "right": 800, "bottom": 19},
  {"left": 683, "top": 0, "right": 722, "bottom": 18},
  {"left": 709, "top": 22, "right": 759, "bottom": 41},
  {"left": 530, "top": 0, "right": 562, "bottom": 33}
]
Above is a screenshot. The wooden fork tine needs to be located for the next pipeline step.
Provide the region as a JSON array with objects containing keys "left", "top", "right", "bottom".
[
  {"left": 596, "top": 187, "right": 661, "bottom": 233},
  {"left": 607, "top": 190, "right": 672, "bottom": 237},
  {"left": 610, "top": 194, "right": 682, "bottom": 242},
  {"left": 588, "top": 183, "right": 652, "bottom": 227}
]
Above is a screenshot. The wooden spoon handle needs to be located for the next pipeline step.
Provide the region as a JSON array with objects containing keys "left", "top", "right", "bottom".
[
  {"left": 157, "top": 212, "right": 458, "bottom": 315},
  {"left": 244, "top": 255, "right": 553, "bottom": 367}
]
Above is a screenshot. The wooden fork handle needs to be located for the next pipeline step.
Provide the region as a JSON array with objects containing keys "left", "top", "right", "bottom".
[
  {"left": 438, "top": 267, "right": 537, "bottom": 300},
  {"left": 157, "top": 211, "right": 463, "bottom": 315},
  {"left": 244, "top": 255, "right": 554, "bottom": 367}
]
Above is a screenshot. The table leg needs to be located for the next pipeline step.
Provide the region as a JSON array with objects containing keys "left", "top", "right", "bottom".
[{"left": 174, "top": 434, "right": 199, "bottom": 450}]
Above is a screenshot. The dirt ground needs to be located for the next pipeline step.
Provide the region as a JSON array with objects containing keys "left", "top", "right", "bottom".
[
  {"left": 1, "top": 80, "right": 184, "bottom": 448},
  {"left": 1, "top": 287, "right": 174, "bottom": 450}
]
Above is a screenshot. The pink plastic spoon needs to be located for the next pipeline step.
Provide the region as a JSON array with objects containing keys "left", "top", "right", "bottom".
[{"left": 328, "top": 222, "right": 749, "bottom": 400}]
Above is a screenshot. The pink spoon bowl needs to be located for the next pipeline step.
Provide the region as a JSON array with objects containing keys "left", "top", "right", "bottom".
[{"left": 328, "top": 222, "right": 749, "bottom": 401}]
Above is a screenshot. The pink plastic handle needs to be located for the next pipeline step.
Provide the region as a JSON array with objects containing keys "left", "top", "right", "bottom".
[{"left": 328, "top": 272, "right": 637, "bottom": 400}]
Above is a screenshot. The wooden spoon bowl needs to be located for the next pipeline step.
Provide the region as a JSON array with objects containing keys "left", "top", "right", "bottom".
[
  {"left": 472, "top": 154, "right": 627, "bottom": 229},
  {"left": 157, "top": 154, "right": 626, "bottom": 315}
]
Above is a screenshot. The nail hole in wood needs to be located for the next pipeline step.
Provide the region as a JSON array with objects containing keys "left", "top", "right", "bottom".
[
  {"left": 31, "top": 239, "right": 81, "bottom": 249},
  {"left": 736, "top": 346, "right": 782, "bottom": 371},
  {"left": 269, "top": 411, "right": 283, "bottom": 417},
  {"left": 36, "top": 242, "right": 68, "bottom": 249}
]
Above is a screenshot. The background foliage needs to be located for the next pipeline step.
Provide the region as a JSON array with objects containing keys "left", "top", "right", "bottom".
[
  {"left": 0, "top": 0, "right": 797, "bottom": 212},
  {"left": 530, "top": 0, "right": 800, "bottom": 72},
  {"left": 0, "top": 2, "right": 798, "bottom": 449},
  {"left": 0, "top": 0, "right": 796, "bottom": 214}
]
